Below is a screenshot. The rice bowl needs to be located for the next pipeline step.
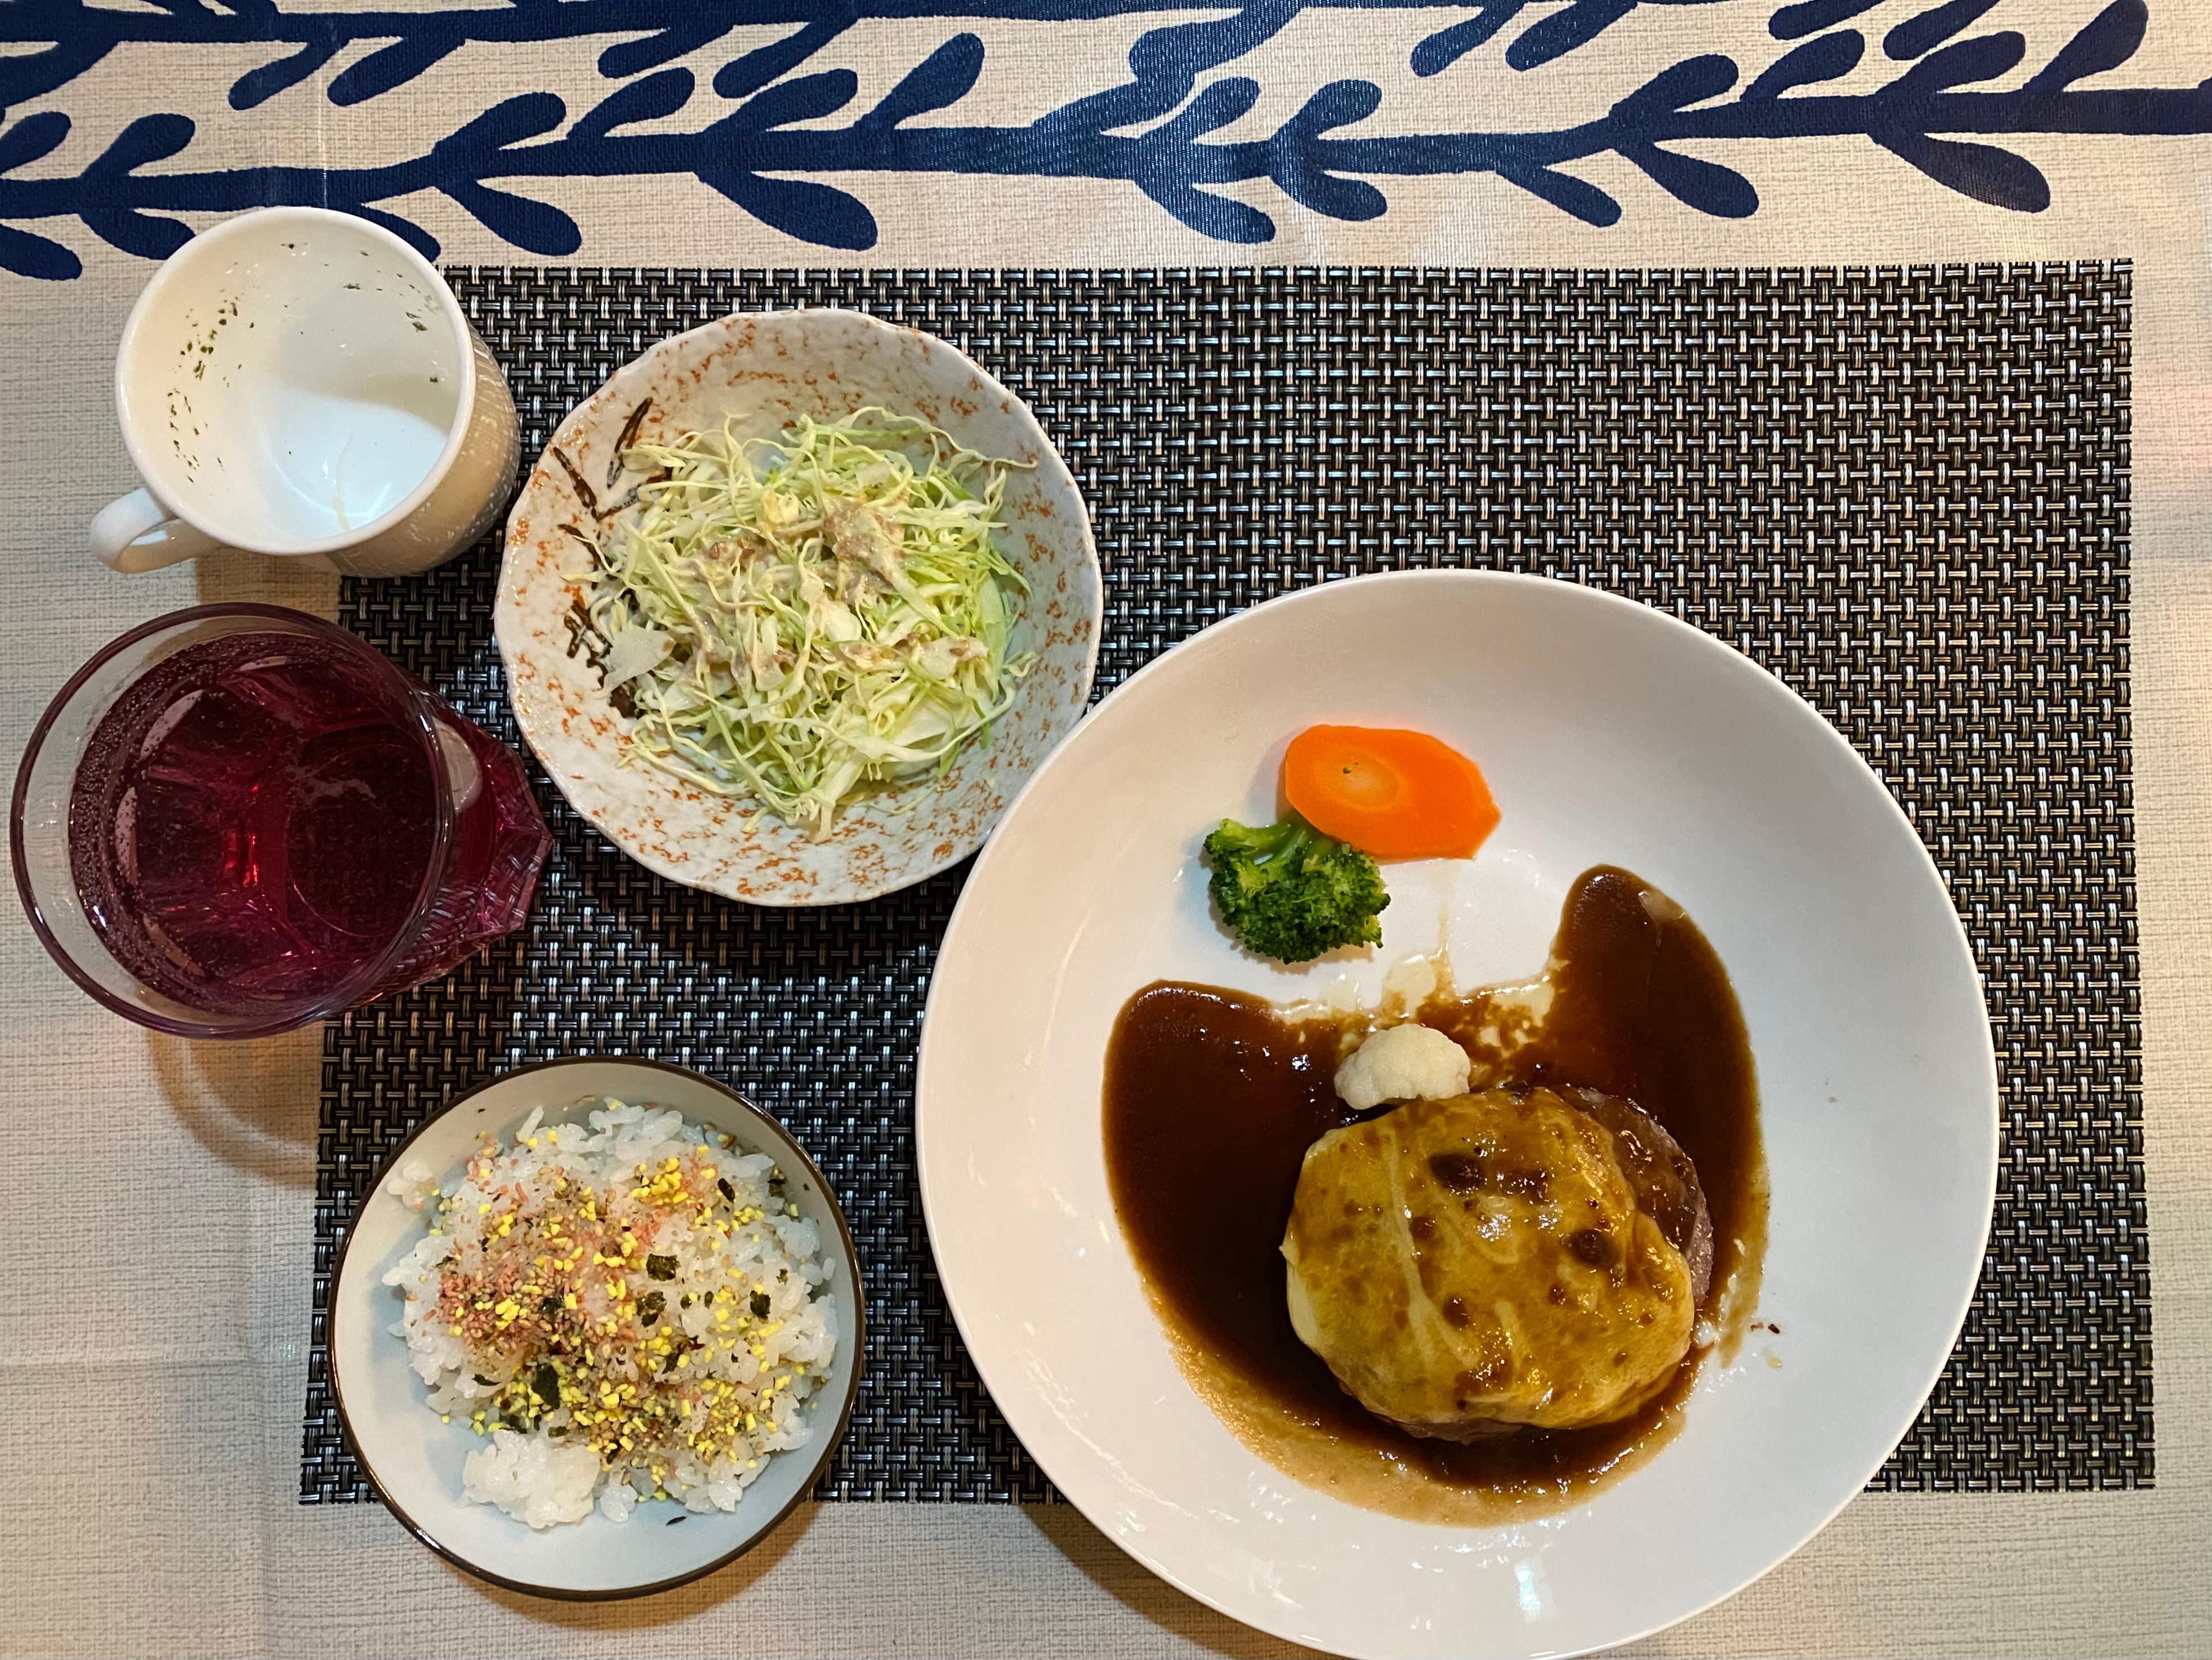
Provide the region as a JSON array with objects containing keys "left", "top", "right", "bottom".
[{"left": 329, "top": 1057, "right": 864, "bottom": 1599}]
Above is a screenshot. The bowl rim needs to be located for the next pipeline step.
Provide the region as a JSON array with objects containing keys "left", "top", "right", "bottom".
[
  {"left": 915, "top": 567, "right": 2000, "bottom": 1657},
  {"left": 328, "top": 1054, "right": 869, "bottom": 1601},
  {"left": 493, "top": 305, "right": 1104, "bottom": 907}
]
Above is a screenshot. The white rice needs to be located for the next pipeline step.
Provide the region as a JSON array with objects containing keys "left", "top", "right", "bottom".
[{"left": 382, "top": 1098, "right": 837, "bottom": 1529}]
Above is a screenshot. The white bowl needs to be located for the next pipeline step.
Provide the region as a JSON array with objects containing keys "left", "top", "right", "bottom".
[
  {"left": 494, "top": 309, "right": 1102, "bottom": 906},
  {"left": 917, "top": 570, "right": 1997, "bottom": 1658},
  {"left": 331, "top": 1057, "right": 865, "bottom": 1599}
]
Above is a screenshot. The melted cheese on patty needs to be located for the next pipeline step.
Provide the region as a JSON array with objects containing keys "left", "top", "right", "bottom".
[{"left": 1282, "top": 1088, "right": 1696, "bottom": 1438}]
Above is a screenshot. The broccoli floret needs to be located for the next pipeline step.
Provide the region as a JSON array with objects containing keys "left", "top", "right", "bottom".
[{"left": 1202, "top": 811, "right": 1389, "bottom": 963}]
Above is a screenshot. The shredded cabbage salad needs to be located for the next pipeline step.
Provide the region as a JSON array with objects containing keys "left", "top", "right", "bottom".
[{"left": 570, "top": 409, "right": 1034, "bottom": 838}]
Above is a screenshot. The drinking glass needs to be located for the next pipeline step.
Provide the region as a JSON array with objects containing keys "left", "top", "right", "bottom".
[{"left": 13, "top": 603, "right": 551, "bottom": 1039}]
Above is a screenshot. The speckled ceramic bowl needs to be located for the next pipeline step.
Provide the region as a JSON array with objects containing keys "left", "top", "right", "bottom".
[{"left": 494, "top": 310, "right": 1101, "bottom": 905}]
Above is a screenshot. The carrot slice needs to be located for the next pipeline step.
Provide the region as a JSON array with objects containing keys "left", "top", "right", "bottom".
[{"left": 1282, "top": 725, "right": 1499, "bottom": 861}]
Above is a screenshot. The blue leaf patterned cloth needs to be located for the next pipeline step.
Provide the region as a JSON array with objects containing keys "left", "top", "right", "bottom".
[{"left": 0, "top": 0, "right": 2204, "bottom": 273}]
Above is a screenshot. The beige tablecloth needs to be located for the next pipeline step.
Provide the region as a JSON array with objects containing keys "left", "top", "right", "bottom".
[{"left": 3, "top": 2, "right": 2210, "bottom": 1653}]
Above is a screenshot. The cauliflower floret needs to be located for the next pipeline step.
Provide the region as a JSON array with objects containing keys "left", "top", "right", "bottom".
[{"left": 1334, "top": 1022, "right": 1471, "bottom": 1111}]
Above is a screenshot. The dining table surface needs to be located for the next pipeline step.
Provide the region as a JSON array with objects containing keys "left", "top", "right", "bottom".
[{"left": 3, "top": 1, "right": 2210, "bottom": 1655}]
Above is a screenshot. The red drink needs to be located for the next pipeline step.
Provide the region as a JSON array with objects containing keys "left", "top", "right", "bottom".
[{"left": 16, "top": 607, "right": 550, "bottom": 1036}]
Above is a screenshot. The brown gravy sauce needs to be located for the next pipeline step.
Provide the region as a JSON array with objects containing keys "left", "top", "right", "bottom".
[{"left": 1102, "top": 866, "right": 1767, "bottom": 1523}]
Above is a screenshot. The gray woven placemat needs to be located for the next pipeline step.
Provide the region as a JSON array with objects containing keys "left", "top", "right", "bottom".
[{"left": 302, "top": 265, "right": 2146, "bottom": 1504}]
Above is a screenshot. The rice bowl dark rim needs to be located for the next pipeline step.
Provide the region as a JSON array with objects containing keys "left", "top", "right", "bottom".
[{"left": 327, "top": 1054, "right": 868, "bottom": 1601}]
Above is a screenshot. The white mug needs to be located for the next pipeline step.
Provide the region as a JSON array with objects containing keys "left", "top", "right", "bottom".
[{"left": 95, "top": 206, "right": 519, "bottom": 579}]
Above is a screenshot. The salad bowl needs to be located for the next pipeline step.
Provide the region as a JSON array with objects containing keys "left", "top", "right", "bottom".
[{"left": 494, "top": 309, "right": 1101, "bottom": 905}]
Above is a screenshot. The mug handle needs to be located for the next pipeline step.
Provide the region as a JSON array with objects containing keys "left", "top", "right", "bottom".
[{"left": 92, "top": 489, "right": 220, "bottom": 575}]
